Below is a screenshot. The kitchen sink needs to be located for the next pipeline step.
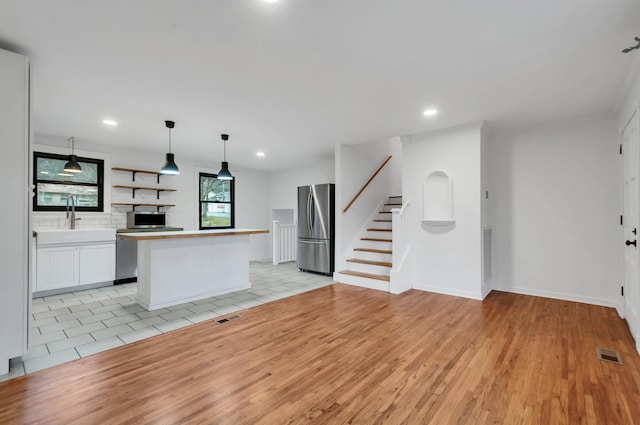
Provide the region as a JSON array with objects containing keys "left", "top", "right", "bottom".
[{"left": 35, "top": 228, "right": 116, "bottom": 246}]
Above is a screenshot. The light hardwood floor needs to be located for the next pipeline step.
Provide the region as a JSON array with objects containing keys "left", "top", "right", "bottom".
[{"left": 1, "top": 285, "right": 639, "bottom": 424}]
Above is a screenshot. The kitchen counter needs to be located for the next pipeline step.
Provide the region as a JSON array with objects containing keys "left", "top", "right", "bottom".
[
  {"left": 116, "top": 227, "right": 184, "bottom": 233},
  {"left": 126, "top": 228, "right": 269, "bottom": 310},
  {"left": 118, "top": 228, "right": 267, "bottom": 240}
]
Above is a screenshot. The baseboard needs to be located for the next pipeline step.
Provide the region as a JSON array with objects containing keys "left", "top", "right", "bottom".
[
  {"left": 481, "top": 286, "right": 492, "bottom": 300},
  {"left": 412, "top": 283, "right": 484, "bottom": 301},
  {"left": 492, "top": 284, "right": 617, "bottom": 308}
]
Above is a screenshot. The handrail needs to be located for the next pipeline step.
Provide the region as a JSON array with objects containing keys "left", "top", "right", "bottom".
[{"left": 343, "top": 155, "right": 392, "bottom": 213}]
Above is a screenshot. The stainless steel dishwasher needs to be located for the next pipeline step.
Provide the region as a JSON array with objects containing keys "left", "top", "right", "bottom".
[{"left": 115, "top": 236, "right": 137, "bottom": 284}]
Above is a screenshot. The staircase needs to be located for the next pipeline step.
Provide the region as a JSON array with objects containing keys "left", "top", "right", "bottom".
[{"left": 336, "top": 195, "right": 402, "bottom": 292}]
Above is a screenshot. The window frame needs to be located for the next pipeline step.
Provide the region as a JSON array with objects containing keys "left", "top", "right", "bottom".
[
  {"left": 199, "top": 172, "right": 235, "bottom": 230},
  {"left": 33, "top": 151, "right": 105, "bottom": 212}
]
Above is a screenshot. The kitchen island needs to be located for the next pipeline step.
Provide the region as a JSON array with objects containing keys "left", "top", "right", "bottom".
[{"left": 119, "top": 228, "right": 268, "bottom": 310}]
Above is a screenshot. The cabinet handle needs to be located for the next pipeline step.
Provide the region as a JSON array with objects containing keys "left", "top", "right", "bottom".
[{"left": 626, "top": 240, "right": 637, "bottom": 247}]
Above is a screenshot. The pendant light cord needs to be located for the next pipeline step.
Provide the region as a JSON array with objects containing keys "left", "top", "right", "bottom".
[
  {"left": 70, "top": 137, "right": 75, "bottom": 154},
  {"left": 168, "top": 128, "right": 172, "bottom": 153}
]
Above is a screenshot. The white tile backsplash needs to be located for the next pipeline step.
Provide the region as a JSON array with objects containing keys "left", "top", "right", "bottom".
[{"left": 32, "top": 210, "right": 126, "bottom": 230}]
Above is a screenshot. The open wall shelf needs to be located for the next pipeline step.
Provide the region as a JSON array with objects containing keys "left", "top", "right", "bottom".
[
  {"left": 113, "top": 185, "right": 177, "bottom": 199},
  {"left": 112, "top": 167, "right": 163, "bottom": 183},
  {"left": 111, "top": 202, "right": 176, "bottom": 212}
]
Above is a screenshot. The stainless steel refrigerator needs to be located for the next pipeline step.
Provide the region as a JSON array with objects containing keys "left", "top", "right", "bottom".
[{"left": 297, "top": 183, "right": 335, "bottom": 275}]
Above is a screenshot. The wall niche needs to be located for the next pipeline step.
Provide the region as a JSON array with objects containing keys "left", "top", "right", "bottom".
[{"left": 422, "top": 170, "right": 454, "bottom": 224}]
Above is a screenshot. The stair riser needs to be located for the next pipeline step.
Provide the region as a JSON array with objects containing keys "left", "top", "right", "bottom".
[
  {"left": 347, "top": 262, "right": 391, "bottom": 276},
  {"left": 366, "top": 230, "right": 392, "bottom": 239},
  {"left": 337, "top": 273, "right": 390, "bottom": 292},
  {"left": 378, "top": 207, "right": 398, "bottom": 214},
  {"left": 371, "top": 221, "right": 392, "bottom": 230},
  {"left": 353, "top": 251, "right": 392, "bottom": 262},
  {"left": 359, "top": 240, "right": 392, "bottom": 250}
]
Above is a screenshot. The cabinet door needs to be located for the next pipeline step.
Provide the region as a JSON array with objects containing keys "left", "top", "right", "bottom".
[
  {"left": 36, "top": 246, "right": 80, "bottom": 291},
  {"left": 79, "top": 243, "right": 115, "bottom": 285}
]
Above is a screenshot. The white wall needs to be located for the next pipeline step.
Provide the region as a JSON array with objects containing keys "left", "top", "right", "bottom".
[
  {"left": 33, "top": 134, "right": 271, "bottom": 260},
  {"left": 335, "top": 137, "right": 401, "bottom": 272},
  {"left": 0, "top": 48, "right": 30, "bottom": 373},
  {"left": 488, "top": 114, "right": 620, "bottom": 307},
  {"left": 403, "top": 123, "right": 483, "bottom": 299},
  {"left": 269, "top": 155, "right": 335, "bottom": 214}
]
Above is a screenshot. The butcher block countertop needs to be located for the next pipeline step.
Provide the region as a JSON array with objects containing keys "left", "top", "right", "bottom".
[{"left": 118, "top": 228, "right": 268, "bottom": 241}]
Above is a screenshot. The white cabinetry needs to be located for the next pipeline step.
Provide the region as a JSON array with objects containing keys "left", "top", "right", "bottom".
[
  {"left": 35, "top": 234, "right": 116, "bottom": 293},
  {"left": 0, "top": 48, "right": 30, "bottom": 375},
  {"left": 80, "top": 244, "right": 116, "bottom": 285},
  {"left": 36, "top": 246, "right": 80, "bottom": 291}
]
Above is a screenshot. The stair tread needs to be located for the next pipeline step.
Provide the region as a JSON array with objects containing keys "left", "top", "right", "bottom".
[
  {"left": 379, "top": 211, "right": 392, "bottom": 214},
  {"left": 354, "top": 248, "right": 392, "bottom": 254},
  {"left": 361, "top": 237, "right": 392, "bottom": 242},
  {"left": 373, "top": 219, "right": 392, "bottom": 222},
  {"left": 338, "top": 270, "right": 390, "bottom": 281},
  {"left": 389, "top": 195, "right": 402, "bottom": 198},
  {"left": 347, "top": 258, "right": 392, "bottom": 267},
  {"left": 384, "top": 203, "right": 402, "bottom": 206},
  {"left": 367, "top": 228, "right": 392, "bottom": 232}
]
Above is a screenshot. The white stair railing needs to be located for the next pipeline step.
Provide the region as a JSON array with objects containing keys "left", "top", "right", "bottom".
[
  {"left": 390, "top": 200, "right": 412, "bottom": 294},
  {"left": 272, "top": 220, "right": 297, "bottom": 265}
]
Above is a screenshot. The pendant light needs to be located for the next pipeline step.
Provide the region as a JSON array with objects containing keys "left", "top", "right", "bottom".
[
  {"left": 63, "top": 137, "right": 82, "bottom": 173},
  {"left": 160, "top": 120, "right": 180, "bottom": 175},
  {"left": 217, "top": 133, "right": 233, "bottom": 180}
]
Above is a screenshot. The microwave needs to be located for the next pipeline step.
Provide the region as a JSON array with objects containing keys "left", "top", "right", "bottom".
[{"left": 127, "top": 211, "right": 166, "bottom": 229}]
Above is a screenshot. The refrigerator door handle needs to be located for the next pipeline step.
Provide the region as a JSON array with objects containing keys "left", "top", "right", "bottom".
[
  {"left": 299, "top": 239, "right": 327, "bottom": 245},
  {"left": 307, "top": 193, "right": 313, "bottom": 232}
]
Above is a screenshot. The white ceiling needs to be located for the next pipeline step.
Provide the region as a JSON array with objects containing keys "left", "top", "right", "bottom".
[{"left": 1, "top": 0, "right": 639, "bottom": 171}]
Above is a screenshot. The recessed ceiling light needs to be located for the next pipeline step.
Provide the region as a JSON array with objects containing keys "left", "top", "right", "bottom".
[
  {"left": 256, "top": 152, "right": 265, "bottom": 157},
  {"left": 423, "top": 109, "right": 438, "bottom": 117},
  {"left": 102, "top": 119, "right": 118, "bottom": 126}
]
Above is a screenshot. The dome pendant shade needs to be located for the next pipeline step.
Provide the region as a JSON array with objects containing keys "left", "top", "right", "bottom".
[
  {"left": 64, "top": 154, "right": 82, "bottom": 173},
  {"left": 217, "top": 161, "right": 233, "bottom": 180},
  {"left": 217, "top": 133, "right": 233, "bottom": 180},
  {"left": 160, "top": 120, "right": 180, "bottom": 175},
  {"left": 161, "top": 152, "right": 180, "bottom": 175},
  {"left": 64, "top": 137, "right": 82, "bottom": 173}
]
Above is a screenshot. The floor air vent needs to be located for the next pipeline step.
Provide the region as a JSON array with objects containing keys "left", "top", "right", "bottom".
[
  {"left": 596, "top": 347, "right": 623, "bottom": 365},
  {"left": 217, "top": 315, "right": 240, "bottom": 324}
]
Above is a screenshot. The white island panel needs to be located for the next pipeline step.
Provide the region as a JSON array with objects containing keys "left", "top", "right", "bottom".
[{"left": 125, "top": 229, "right": 268, "bottom": 311}]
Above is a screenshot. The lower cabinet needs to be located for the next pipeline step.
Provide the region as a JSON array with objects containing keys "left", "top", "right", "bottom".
[
  {"left": 35, "top": 246, "right": 80, "bottom": 291},
  {"left": 35, "top": 242, "right": 115, "bottom": 292},
  {"left": 79, "top": 244, "right": 116, "bottom": 285}
]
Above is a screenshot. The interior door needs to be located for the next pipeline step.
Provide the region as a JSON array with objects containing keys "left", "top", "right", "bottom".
[{"left": 622, "top": 110, "right": 640, "bottom": 345}]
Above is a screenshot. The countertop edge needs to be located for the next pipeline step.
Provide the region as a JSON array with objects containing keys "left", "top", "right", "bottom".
[{"left": 118, "top": 229, "right": 269, "bottom": 240}]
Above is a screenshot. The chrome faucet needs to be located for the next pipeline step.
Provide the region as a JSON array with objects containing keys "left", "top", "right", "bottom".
[{"left": 66, "top": 194, "right": 81, "bottom": 229}]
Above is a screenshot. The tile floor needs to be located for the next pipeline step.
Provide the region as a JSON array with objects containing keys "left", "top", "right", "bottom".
[{"left": 1, "top": 261, "right": 334, "bottom": 382}]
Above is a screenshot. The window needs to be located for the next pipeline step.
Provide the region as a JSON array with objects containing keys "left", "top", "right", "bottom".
[
  {"left": 33, "top": 152, "right": 104, "bottom": 212},
  {"left": 199, "top": 172, "right": 234, "bottom": 229}
]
